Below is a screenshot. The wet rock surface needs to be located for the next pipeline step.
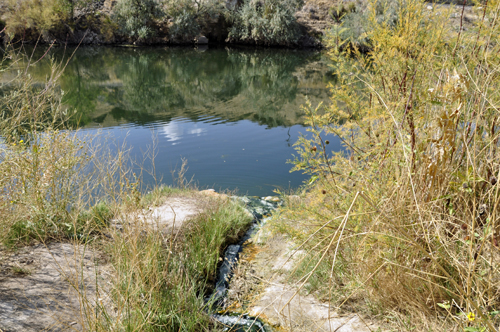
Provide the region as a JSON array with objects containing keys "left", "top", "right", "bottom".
[{"left": 210, "top": 196, "right": 279, "bottom": 331}]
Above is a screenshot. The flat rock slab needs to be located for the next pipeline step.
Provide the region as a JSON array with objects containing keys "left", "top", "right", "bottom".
[
  {"left": 0, "top": 243, "right": 110, "bottom": 332},
  {"left": 145, "top": 196, "right": 202, "bottom": 229},
  {"left": 114, "top": 195, "right": 205, "bottom": 233},
  {"left": 249, "top": 283, "right": 373, "bottom": 332}
]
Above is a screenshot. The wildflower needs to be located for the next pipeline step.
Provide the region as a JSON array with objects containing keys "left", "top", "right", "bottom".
[
  {"left": 467, "top": 312, "right": 475, "bottom": 322},
  {"left": 19, "top": 140, "right": 23, "bottom": 143}
]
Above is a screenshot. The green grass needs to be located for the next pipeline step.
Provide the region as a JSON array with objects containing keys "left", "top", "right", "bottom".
[{"left": 182, "top": 200, "right": 253, "bottom": 281}]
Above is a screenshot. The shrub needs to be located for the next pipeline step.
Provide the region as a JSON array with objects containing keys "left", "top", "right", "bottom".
[
  {"left": 1, "top": 0, "right": 112, "bottom": 42},
  {"left": 165, "top": 0, "right": 201, "bottom": 42},
  {"left": 227, "top": 0, "right": 304, "bottom": 46},
  {"left": 278, "top": 0, "right": 500, "bottom": 329},
  {"left": 328, "top": 0, "right": 400, "bottom": 50},
  {"left": 113, "top": 0, "right": 164, "bottom": 41},
  {"left": 165, "top": 0, "right": 225, "bottom": 42},
  {"left": 2, "top": 0, "right": 68, "bottom": 40}
]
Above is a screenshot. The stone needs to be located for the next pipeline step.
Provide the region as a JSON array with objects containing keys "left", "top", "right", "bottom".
[
  {"left": 199, "top": 189, "right": 228, "bottom": 199},
  {"left": 0, "top": 243, "right": 112, "bottom": 332},
  {"left": 263, "top": 196, "right": 281, "bottom": 202},
  {"left": 195, "top": 35, "right": 209, "bottom": 44}
]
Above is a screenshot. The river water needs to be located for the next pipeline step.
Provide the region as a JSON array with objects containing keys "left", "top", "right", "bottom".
[{"left": 11, "top": 45, "right": 340, "bottom": 196}]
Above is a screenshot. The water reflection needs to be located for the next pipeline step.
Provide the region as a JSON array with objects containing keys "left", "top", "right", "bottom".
[
  {"left": 2, "top": 46, "right": 339, "bottom": 196},
  {"left": 23, "top": 46, "right": 334, "bottom": 128},
  {"left": 160, "top": 120, "right": 207, "bottom": 145}
]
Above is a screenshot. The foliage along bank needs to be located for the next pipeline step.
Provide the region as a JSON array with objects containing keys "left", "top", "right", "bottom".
[{"left": 0, "top": 0, "right": 319, "bottom": 47}]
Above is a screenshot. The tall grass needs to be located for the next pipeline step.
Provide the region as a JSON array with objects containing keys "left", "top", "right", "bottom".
[
  {"left": 94, "top": 198, "right": 252, "bottom": 331},
  {"left": 276, "top": 0, "right": 500, "bottom": 330}
]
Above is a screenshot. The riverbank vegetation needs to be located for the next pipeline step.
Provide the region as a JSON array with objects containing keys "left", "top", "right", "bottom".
[
  {"left": 275, "top": 0, "right": 500, "bottom": 330},
  {"left": 0, "top": 0, "right": 312, "bottom": 46},
  {"left": 0, "top": 49, "right": 253, "bottom": 330}
]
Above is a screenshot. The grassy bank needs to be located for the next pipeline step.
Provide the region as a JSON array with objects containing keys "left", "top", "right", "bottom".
[
  {"left": 0, "top": 49, "right": 252, "bottom": 331},
  {"left": 272, "top": 0, "right": 500, "bottom": 330}
]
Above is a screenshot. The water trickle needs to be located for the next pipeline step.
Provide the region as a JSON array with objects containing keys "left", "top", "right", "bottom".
[{"left": 208, "top": 196, "right": 279, "bottom": 331}]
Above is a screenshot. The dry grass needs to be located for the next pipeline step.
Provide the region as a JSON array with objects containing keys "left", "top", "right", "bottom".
[{"left": 273, "top": 0, "right": 500, "bottom": 330}]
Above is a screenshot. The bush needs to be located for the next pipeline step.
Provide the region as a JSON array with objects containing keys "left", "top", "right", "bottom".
[
  {"left": 228, "top": 0, "right": 304, "bottom": 46},
  {"left": 165, "top": 0, "right": 225, "bottom": 42},
  {"left": 328, "top": 0, "right": 400, "bottom": 50},
  {"left": 165, "top": 0, "right": 201, "bottom": 42},
  {"left": 279, "top": 0, "right": 500, "bottom": 329},
  {"left": 2, "top": 0, "right": 68, "bottom": 40},
  {"left": 113, "top": 0, "right": 164, "bottom": 41}
]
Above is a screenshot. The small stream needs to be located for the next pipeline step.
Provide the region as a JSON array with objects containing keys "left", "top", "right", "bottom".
[{"left": 208, "top": 196, "right": 279, "bottom": 332}]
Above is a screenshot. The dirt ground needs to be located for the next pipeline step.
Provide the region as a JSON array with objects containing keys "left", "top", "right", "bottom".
[{"left": 0, "top": 243, "right": 110, "bottom": 332}]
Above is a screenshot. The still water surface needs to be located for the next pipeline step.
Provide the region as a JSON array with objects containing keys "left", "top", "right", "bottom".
[{"left": 25, "top": 46, "right": 340, "bottom": 196}]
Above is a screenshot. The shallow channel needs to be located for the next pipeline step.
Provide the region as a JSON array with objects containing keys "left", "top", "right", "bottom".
[{"left": 210, "top": 196, "right": 279, "bottom": 332}]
